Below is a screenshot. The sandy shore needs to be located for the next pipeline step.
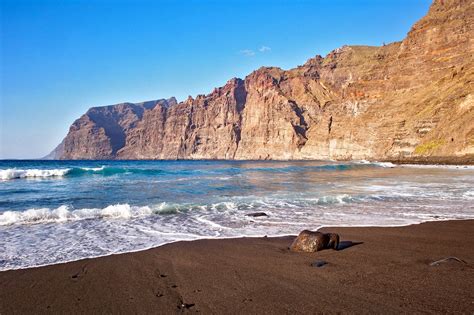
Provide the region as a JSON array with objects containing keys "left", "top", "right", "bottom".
[
  {"left": 383, "top": 155, "right": 474, "bottom": 165},
  {"left": 1, "top": 220, "right": 473, "bottom": 314}
]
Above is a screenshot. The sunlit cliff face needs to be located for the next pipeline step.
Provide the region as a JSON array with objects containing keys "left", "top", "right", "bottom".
[{"left": 49, "top": 0, "right": 473, "bottom": 162}]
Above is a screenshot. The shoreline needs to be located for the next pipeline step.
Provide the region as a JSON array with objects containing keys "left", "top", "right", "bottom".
[
  {"left": 2, "top": 217, "right": 473, "bottom": 273},
  {"left": 1, "top": 219, "right": 473, "bottom": 313},
  {"left": 3, "top": 156, "right": 474, "bottom": 165},
  {"left": 383, "top": 156, "right": 474, "bottom": 166}
]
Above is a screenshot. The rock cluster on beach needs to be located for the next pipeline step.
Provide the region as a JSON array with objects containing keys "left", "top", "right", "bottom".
[{"left": 47, "top": 0, "right": 473, "bottom": 162}]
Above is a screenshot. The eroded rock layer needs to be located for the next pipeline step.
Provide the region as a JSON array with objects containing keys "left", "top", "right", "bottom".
[{"left": 49, "top": 0, "right": 474, "bottom": 162}]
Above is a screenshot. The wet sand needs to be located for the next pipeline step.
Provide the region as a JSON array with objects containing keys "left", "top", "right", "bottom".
[{"left": 1, "top": 220, "right": 473, "bottom": 314}]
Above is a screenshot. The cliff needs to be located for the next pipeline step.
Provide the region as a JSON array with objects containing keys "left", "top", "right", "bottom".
[{"left": 49, "top": 0, "right": 474, "bottom": 162}]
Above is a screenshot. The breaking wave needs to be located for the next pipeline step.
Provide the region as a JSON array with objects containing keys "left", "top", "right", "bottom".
[
  {"left": 0, "top": 192, "right": 439, "bottom": 227},
  {"left": 0, "top": 196, "right": 360, "bottom": 226},
  {"left": 0, "top": 168, "right": 71, "bottom": 180},
  {"left": 0, "top": 204, "right": 154, "bottom": 226},
  {"left": 0, "top": 166, "right": 164, "bottom": 180},
  {"left": 0, "top": 162, "right": 398, "bottom": 181},
  {"left": 1, "top": 158, "right": 473, "bottom": 270}
]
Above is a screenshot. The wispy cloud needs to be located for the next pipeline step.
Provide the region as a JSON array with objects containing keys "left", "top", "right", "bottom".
[
  {"left": 239, "top": 46, "right": 271, "bottom": 57},
  {"left": 239, "top": 49, "right": 256, "bottom": 57}
]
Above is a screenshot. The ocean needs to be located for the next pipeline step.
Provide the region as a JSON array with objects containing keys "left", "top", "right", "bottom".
[{"left": 1, "top": 160, "right": 473, "bottom": 271}]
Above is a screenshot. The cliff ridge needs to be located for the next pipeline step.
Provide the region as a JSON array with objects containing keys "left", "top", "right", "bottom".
[{"left": 50, "top": 0, "right": 474, "bottom": 162}]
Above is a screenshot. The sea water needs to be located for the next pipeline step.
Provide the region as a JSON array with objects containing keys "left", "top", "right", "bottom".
[{"left": 1, "top": 160, "right": 473, "bottom": 270}]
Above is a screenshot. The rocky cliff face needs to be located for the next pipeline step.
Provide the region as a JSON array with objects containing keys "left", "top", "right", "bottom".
[{"left": 49, "top": 0, "right": 474, "bottom": 162}]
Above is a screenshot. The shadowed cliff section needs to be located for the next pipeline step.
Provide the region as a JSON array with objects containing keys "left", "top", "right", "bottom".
[
  {"left": 47, "top": 99, "right": 177, "bottom": 159},
  {"left": 49, "top": 0, "right": 474, "bottom": 162}
]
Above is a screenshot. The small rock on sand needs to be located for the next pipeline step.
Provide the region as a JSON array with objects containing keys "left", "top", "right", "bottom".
[
  {"left": 246, "top": 212, "right": 268, "bottom": 217},
  {"left": 311, "top": 260, "right": 328, "bottom": 267}
]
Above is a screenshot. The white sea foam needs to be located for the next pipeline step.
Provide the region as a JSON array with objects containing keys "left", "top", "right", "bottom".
[
  {"left": 374, "top": 162, "right": 397, "bottom": 168},
  {"left": 400, "top": 164, "right": 474, "bottom": 169},
  {"left": 0, "top": 196, "right": 365, "bottom": 227},
  {"left": 354, "top": 160, "right": 474, "bottom": 169},
  {"left": 0, "top": 166, "right": 109, "bottom": 181},
  {"left": 1, "top": 161, "right": 473, "bottom": 271},
  {"left": 462, "top": 190, "right": 474, "bottom": 199},
  {"left": 1, "top": 195, "right": 474, "bottom": 271},
  {"left": 0, "top": 168, "right": 71, "bottom": 180},
  {"left": 355, "top": 160, "right": 372, "bottom": 164},
  {"left": 80, "top": 166, "right": 105, "bottom": 171},
  {"left": 0, "top": 204, "right": 155, "bottom": 226},
  {"left": 354, "top": 160, "right": 396, "bottom": 168},
  {"left": 1, "top": 187, "right": 469, "bottom": 228}
]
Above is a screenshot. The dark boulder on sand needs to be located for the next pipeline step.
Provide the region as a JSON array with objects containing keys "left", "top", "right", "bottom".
[{"left": 290, "top": 230, "right": 339, "bottom": 252}]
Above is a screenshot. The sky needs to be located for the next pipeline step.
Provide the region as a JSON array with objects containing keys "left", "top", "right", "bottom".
[{"left": 0, "top": 0, "right": 432, "bottom": 159}]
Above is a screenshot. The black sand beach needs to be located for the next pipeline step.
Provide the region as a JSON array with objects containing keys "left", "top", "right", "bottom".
[{"left": 1, "top": 220, "right": 473, "bottom": 314}]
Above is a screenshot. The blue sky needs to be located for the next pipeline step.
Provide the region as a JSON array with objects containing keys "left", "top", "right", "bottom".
[{"left": 0, "top": 0, "right": 431, "bottom": 159}]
